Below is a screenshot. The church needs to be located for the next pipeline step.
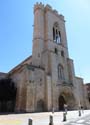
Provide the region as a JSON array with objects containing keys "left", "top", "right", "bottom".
[{"left": 0, "top": 3, "right": 89, "bottom": 112}]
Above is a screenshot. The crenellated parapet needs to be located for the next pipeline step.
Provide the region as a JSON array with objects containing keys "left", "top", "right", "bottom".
[
  {"left": 34, "top": 2, "right": 44, "bottom": 13},
  {"left": 45, "top": 4, "right": 64, "bottom": 21},
  {"left": 34, "top": 2, "right": 64, "bottom": 21}
]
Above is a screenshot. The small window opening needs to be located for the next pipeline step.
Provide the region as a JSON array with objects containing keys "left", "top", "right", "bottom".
[
  {"left": 55, "top": 48, "right": 58, "bottom": 54},
  {"left": 61, "top": 50, "right": 64, "bottom": 57}
]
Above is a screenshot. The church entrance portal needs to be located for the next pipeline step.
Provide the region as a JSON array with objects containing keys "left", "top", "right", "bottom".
[
  {"left": 37, "top": 100, "right": 45, "bottom": 112},
  {"left": 58, "top": 95, "right": 66, "bottom": 111}
]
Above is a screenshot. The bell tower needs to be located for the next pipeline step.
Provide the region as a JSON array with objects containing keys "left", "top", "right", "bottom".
[{"left": 32, "top": 3, "right": 69, "bottom": 70}]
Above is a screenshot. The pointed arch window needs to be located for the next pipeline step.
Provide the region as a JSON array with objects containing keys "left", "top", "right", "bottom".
[
  {"left": 58, "top": 64, "right": 64, "bottom": 80},
  {"left": 53, "top": 23, "right": 61, "bottom": 44}
]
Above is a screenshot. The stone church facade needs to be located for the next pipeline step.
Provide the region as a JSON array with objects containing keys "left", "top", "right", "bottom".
[{"left": 0, "top": 3, "right": 89, "bottom": 112}]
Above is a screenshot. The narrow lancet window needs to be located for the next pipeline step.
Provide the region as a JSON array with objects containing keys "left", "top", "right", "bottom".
[
  {"left": 53, "top": 27, "right": 55, "bottom": 42},
  {"left": 53, "top": 23, "right": 61, "bottom": 44},
  {"left": 58, "top": 64, "right": 64, "bottom": 80}
]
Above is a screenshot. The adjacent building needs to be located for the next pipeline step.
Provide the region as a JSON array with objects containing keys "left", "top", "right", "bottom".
[{"left": 85, "top": 83, "right": 90, "bottom": 104}]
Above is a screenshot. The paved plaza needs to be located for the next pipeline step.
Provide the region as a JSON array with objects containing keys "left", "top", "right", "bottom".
[
  {"left": 0, "top": 110, "right": 90, "bottom": 125},
  {"left": 65, "top": 114, "right": 90, "bottom": 125}
]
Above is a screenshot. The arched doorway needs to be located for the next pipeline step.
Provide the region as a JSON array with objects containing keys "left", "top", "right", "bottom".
[
  {"left": 37, "top": 99, "right": 45, "bottom": 112},
  {"left": 58, "top": 95, "right": 66, "bottom": 111}
]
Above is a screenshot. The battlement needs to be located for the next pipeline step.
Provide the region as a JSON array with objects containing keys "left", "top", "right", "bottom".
[
  {"left": 45, "top": 4, "right": 52, "bottom": 10},
  {"left": 34, "top": 2, "right": 44, "bottom": 13},
  {"left": 34, "top": 2, "right": 64, "bottom": 21},
  {"left": 45, "top": 4, "right": 64, "bottom": 21}
]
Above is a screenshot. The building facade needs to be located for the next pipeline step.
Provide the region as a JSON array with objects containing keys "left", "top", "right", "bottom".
[
  {"left": 0, "top": 3, "right": 89, "bottom": 112},
  {"left": 85, "top": 83, "right": 90, "bottom": 104}
]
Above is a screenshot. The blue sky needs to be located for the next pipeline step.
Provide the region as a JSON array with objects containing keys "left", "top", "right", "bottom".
[{"left": 0, "top": 0, "right": 90, "bottom": 83}]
